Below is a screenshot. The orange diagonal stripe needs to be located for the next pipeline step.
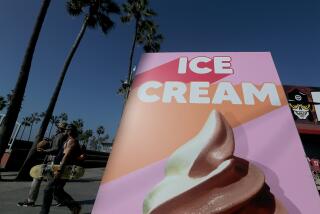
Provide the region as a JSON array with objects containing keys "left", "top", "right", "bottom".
[{"left": 102, "top": 84, "right": 287, "bottom": 183}]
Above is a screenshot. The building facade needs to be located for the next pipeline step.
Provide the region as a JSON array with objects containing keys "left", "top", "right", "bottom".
[{"left": 284, "top": 85, "right": 320, "bottom": 193}]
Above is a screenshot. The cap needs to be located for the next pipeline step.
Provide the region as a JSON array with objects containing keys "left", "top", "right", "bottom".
[
  {"left": 288, "top": 89, "right": 308, "bottom": 103},
  {"left": 66, "top": 124, "right": 78, "bottom": 132},
  {"left": 57, "top": 121, "right": 67, "bottom": 129}
]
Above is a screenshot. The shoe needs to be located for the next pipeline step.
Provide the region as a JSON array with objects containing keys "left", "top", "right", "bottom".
[
  {"left": 71, "top": 205, "right": 81, "bottom": 214},
  {"left": 17, "top": 200, "right": 35, "bottom": 207}
]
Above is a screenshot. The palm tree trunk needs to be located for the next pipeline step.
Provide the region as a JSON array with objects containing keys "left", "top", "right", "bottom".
[
  {"left": 125, "top": 19, "right": 139, "bottom": 100},
  {"left": 48, "top": 122, "right": 54, "bottom": 138},
  {"left": 0, "top": 0, "right": 51, "bottom": 168},
  {"left": 28, "top": 124, "right": 34, "bottom": 142},
  {"left": 19, "top": 126, "right": 26, "bottom": 140},
  {"left": 16, "top": 17, "right": 89, "bottom": 180}
]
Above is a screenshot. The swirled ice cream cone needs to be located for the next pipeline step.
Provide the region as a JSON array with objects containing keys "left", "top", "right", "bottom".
[{"left": 143, "top": 110, "right": 287, "bottom": 214}]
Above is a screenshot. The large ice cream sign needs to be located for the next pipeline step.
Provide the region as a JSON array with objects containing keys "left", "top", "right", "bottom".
[{"left": 93, "top": 53, "right": 320, "bottom": 213}]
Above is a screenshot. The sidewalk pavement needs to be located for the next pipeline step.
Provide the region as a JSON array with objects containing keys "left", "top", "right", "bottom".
[{"left": 0, "top": 168, "right": 105, "bottom": 214}]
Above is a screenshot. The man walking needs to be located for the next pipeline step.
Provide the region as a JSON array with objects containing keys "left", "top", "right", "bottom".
[
  {"left": 17, "top": 122, "right": 67, "bottom": 207},
  {"left": 40, "top": 124, "right": 82, "bottom": 214}
]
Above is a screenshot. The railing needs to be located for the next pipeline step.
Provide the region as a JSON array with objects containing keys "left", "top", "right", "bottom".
[{"left": 0, "top": 114, "right": 21, "bottom": 151}]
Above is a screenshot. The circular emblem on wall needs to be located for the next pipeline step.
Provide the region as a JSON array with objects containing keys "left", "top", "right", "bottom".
[{"left": 295, "top": 94, "right": 302, "bottom": 101}]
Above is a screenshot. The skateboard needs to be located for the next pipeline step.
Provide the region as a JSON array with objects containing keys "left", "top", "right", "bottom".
[{"left": 30, "top": 164, "right": 85, "bottom": 180}]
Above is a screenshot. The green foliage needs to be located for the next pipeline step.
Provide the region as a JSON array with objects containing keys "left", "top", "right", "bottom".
[
  {"left": 137, "top": 20, "right": 163, "bottom": 53},
  {"left": 119, "top": 0, "right": 163, "bottom": 100},
  {"left": 71, "top": 118, "right": 84, "bottom": 134},
  {"left": 117, "top": 79, "right": 132, "bottom": 96},
  {"left": 39, "top": 111, "right": 46, "bottom": 118},
  {"left": 66, "top": 0, "right": 85, "bottom": 16},
  {"left": 121, "top": 0, "right": 163, "bottom": 51},
  {"left": 66, "top": 0, "right": 120, "bottom": 34},
  {"left": 122, "top": 0, "right": 156, "bottom": 21},
  {"left": 50, "top": 115, "right": 59, "bottom": 125},
  {"left": 30, "top": 113, "right": 41, "bottom": 124},
  {"left": 20, "top": 109, "right": 110, "bottom": 151},
  {"left": 58, "top": 112, "right": 68, "bottom": 122},
  {"left": 0, "top": 91, "right": 15, "bottom": 112},
  {"left": 79, "top": 128, "right": 93, "bottom": 146},
  {"left": 96, "top": 125, "right": 105, "bottom": 136},
  {"left": 19, "top": 116, "right": 31, "bottom": 140},
  {"left": 78, "top": 125, "right": 110, "bottom": 151},
  {"left": 27, "top": 112, "right": 41, "bottom": 141},
  {"left": 21, "top": 117, "right": 31, "bottom": 127}
]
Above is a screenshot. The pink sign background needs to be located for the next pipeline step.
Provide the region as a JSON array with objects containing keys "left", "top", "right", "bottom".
[{"left": 93, "top": 52, "right": 320, "bottom": 214}]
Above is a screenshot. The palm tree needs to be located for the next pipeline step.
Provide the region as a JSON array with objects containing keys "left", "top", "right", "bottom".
[
  {"left": 117, "top": 76, "right": 134, "bottom": 98},
  {"left": 137, "top": 20, "right": 163, "bottom": 52},
  {"left": 39, "top": 111, "right": 46, "bottom": 118},
  {"left": 0, "top": 90, "right": 19, "bottom": 116},
  {"left": 19, "top": 117, "right": 31, "bottom": 141},
  {"left": 0, "top": 0, "right": 51, "bottom": 169},
  {"left": 79, "top": 129, "right": 93, "bottom": 148},
  {"left": 89, "top": 135, "right": 98, "bottom": 150},
  {"left": 99, "top": 133, "right": 110, "bottom": 151},
  {"left": 48, "top": 115, "right": 59, "bottom": 138},
  {"left": 17, "top": 0, "right": 120, "bottom": 179},
  {"left": 72, "top": 119, "right": 84, "bottom": 135},
  {"left": 58, "top": 112, "right": 68, "bottom": 122},
  {"left": 96, "top": 125, "right": 105, "bottom": 137},
  {"left": 34, "top": 0, "right": 120, "bottom": 150},
  {"left": 6, "top": 90, "right": 14, "bottom": 106},
  {"left": 0, "top": 96, "right": 7, "bottom": 112},
  {"left": 95, "top": 125, "right": 108, "bottom": 151},
  {"left": 120, "top": 0, "right": 163, "bottom": 100},
  {"left": 27, "top": 113, "right": 41, "bottom": 142}
]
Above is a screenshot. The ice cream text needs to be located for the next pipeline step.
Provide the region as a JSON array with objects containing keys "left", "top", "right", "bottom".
[{"left": 137, "top": 57, "right": 281, "bottom": 106}]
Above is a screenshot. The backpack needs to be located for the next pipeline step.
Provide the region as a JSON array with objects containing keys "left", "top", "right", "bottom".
[{"left": 76, "top": 144, "right": 87, "bottom": 166}]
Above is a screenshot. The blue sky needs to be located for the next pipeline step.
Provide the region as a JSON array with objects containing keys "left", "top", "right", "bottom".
[{"left": 0, "top": 0, "right": 319, "bottom": 139}]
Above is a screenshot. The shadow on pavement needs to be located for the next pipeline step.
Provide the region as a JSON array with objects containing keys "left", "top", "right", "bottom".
[{"left": 78, "top": 199, "right": 96, "bottom": 205}]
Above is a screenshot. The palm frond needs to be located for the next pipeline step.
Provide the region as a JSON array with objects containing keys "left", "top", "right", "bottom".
[
  {"left": 154, "top": 33, "right": 164, "bottom": 42},
  {"left": 139, "top": 19, "right": 155, "bottom": 31},
  {"left": 140, "top": 22, "right": 163, "bottom": 53},
  {"left": 122, "top": 3, "right": 132, "bottom": 13},
  {"left": 117, "top": 79, "right": 131, "bottom": 96},
  {"left": 87, "top": 15, "right": 98, "bottom": 29},
  {"left": 144, "top": 42, "right": 160, "bottom": 52},
  {"left": 136, "top": 20, "right": 157, "bottom": 44},
  {"left": 66, "top": 0, "right": 84, "bottom": 16},
  {"left": 97, "top": 13, "right": 115, "bottom": 34},
  {"left": 59, "top": 112, "right": 68, "bottom": 122},
  {"left": 121, "top": 14, "right": 132, "bottom": 23},
  {"left": 82, "top": 0, "right": 92, "bottom": 7},
  {"left": 103, "top": 0, "right": 121, "bottom": 14},
  {"left": 143, "top": 8, "right": 156, "bottom": 17},
  {"left": 143, "top": 33, "right": 162, "bottom": 52}
]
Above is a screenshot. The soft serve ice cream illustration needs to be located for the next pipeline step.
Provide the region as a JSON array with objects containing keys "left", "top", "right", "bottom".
[{"left": 143, "top": 110, "right": 287, "bottom": 214}]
